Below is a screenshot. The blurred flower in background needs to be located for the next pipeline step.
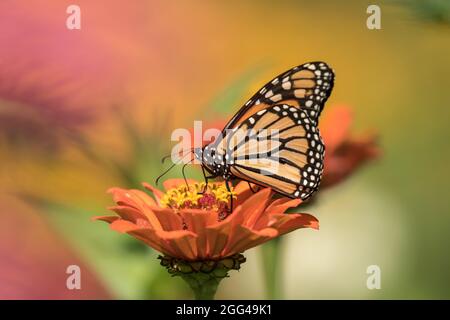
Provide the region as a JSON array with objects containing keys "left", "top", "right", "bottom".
[
  {"left": 320, "top": 106, "right": 380, "bottom": 189},
  {"left": 0, "top": 1, "right": 183, "bottom": 152},
  {"left": 0, "top": 2, "right": 121, "bottom": 151},
  {"left": 0, "top": 0, "right": 197, "bottom": 299},
  {"left": 0, "top": 195, "right": 110, "bottom": 299}
]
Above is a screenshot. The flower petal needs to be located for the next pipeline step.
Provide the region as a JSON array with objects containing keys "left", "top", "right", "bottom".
[
  {"left": 204, "top": 222, "right": 232, "bottom": 259},
  {"left": 203, "top": 189, "right": 271, "bottom": 257},
  {"left": 252, "top": 198, "right": 304, "bottom": 230},
  {"left": 110, "top": 219, "right": 140, "bottom": 233},
  {"left": 142, "top": 182, "right": 165, "bottom": 205},
  {"left": 91, "top": 215, "right": 119, "bottom": 223},
  {"left": 222, "top": 224, "right": 278, "bottom": 257},
  {"left": 242, "top": 191, "right": 274, "bottom": 229},
  {"left": 178, "top": 209, "right": 218, "bottom": 232},
  {"left": 108, "top": 188, "right": 162, "bottom": 230},
  {"left": 177, "top": 209, "right": 218, "bottom": 257},
  {"left": 265, "top": 197, "right": 302, "bottom": 214},
  {"left": 150, "top": 206, "right": 184, "bottom": 231},
  {"left": 233, "top": 181, "right": 254, "bottom": 205},
  {"left": 223, "top": 188, "right": 272, "bottom": 226},
  {"left": 268, "top": 213, "right": 319, "bottom": 235},
  {"left": 153, "top": 229, "right": 199, "bottom": 261},
  {"left": 110, "top": 219, "right": 198, "bottom": 260},
  {"left": 108, "top": 187, "right": 155, "bottom": 207},
  {"left": 107, "top": 205, "right": 146, "bottom": 223}
]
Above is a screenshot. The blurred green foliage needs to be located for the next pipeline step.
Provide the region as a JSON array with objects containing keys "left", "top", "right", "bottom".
[{"left": 395, "top": 0, "right": 450, "bottom": 25}]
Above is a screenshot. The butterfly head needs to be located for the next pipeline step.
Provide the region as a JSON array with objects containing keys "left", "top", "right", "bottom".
[
  {"left": 194, "top": 145, "right": 224, "bottom": 177},
  {"left": 193, "top": 147, "right": 204, "bottom": 163}
]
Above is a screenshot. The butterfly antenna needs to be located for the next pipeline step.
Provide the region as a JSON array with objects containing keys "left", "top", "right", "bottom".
[
  {"left": 161, "top": 154, "right": 172, "bottom": 164},
  {"left": 161, "top": 148, "right": 195, "bottom": 164},
  {"left": 155, "top": 151, "right": 194, "bottom": 185},
  {"left": 155, "top": 162, "right": 177, "bottom": 186},
  {"left": 182, "top": 158, "right": 194, "bottom": 190}
]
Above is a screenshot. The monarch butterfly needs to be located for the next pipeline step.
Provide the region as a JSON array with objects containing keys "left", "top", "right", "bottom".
[{"left": 192, "top": 62, "right": 334, "bottom": 208}]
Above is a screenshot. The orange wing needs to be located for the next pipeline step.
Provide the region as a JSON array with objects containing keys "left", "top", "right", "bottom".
[
  {"left": 224, "top": 61, "right": 334, "bottom": 129},
  {"left": 225, "top": 104, "right": 324, "bottom": 200}
]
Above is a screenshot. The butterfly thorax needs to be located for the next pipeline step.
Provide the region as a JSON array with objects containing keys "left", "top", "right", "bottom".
[{"left": 194, "top": 145, "right": 231, "bottom": 179}]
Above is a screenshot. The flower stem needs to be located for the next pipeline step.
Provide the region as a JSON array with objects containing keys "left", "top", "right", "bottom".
[
  {"left": 158, "top": 254, "right": 246, "bottom": 300},
  {"left": 261, "top": 237, "right": 283, "bottom": 299},
  {"left": 180, "top": 272, "right": 224, "bottom": 300}
]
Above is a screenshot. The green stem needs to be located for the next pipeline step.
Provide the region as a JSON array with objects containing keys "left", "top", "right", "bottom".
[
  {"left": 181, "top": 273, "right": 224, "bottom": 300},
  {"left": 261, "top": 237, "right": 283, "bottom": 299},
  {"left": 158, "top": 254, "right": 246, "bottom": 300}
]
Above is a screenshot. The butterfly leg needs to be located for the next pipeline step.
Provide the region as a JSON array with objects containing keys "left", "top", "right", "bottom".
[
  {"left": 182, "top": 162, "right": 190, "bottom": 190},
  {"left": 225, "top": 179, "right": 233, "bottom": 213},
  {"left": 200, "top": 177, "right": 208, "bottom": 194},
  {"left": 198, "top": 165, "right": 213, "bottom": 194},
  {"left": 248, "top": 182, "right": 259, "bottom": 194}
]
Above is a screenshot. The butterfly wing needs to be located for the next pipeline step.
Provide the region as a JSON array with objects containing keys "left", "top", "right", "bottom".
[
  {"left": 203, "top": 62, "right": 333, "bottom": 199},
  {"left": 224, "top": 104, "right": 324, "bottom": 200},
  {"left": 224, "top": 61, "right": 334, "bottom": 129}
]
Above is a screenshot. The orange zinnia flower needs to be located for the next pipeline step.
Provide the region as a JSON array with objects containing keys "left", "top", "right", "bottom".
[{"left": 94, "top": 179, "right": 318, "bottom": 262}]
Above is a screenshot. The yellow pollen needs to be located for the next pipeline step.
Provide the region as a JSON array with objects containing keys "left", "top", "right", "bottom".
[{"left": 160, "top": 182, "right": 236, "bottom": 210}]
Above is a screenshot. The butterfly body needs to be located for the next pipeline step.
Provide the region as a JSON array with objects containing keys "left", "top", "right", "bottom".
[
  {"left": 194, "top": 145, "right": 229, "bottom": 179},
  {"left": 196, "top": 61, "right": 334, "bottom": 201}
]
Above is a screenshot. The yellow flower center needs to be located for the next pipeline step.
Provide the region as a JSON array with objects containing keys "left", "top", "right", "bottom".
[{"left": 160, "top": 182, "right": 236, "bottom": 215}]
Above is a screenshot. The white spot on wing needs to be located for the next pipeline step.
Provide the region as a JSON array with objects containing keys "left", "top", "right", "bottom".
[
  {"left": 282, "top": 81, "right": 292, "bottom": 90},
  {"left": 270, "top": 94, "right": 282, "bottom": 102}
]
